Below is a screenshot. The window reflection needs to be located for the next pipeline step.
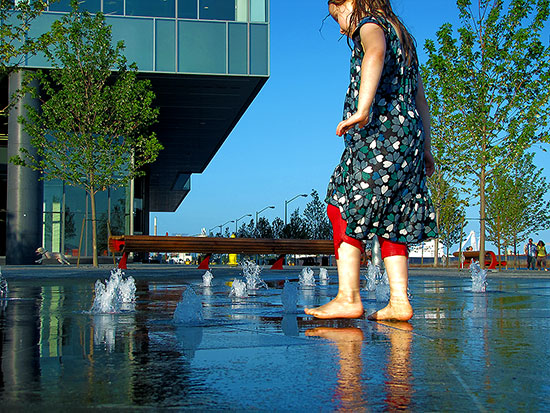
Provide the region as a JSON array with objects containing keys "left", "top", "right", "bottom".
[
  {"left": 125, "top": 0, "right": 175, "bottom": 18},
  {"left": 49, "top": 0, "right": 101, "bottom": 12},
  {"left": 199, "top": 0, "right": 235, "bottom": 21},
  {"left": 104, "top": 0, "right": 124, "bottom": 15},
  {"left": 178, "top": 0, "right": 197, "bottom": 19}
]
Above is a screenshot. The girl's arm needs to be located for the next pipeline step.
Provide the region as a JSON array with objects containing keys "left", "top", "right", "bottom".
[
  {"left": 336, "top": 23, "right": 386, "bottom": 137},
  {"left": 415, "top": 75, "right": 435, "bottom": 177}
]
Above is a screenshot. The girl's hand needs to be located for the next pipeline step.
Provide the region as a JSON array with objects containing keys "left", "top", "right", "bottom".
[
  {"left": 424, "top": 149, "right": 435, "bottom": 177},
  {"left": 336, "top": 112, "right": 369, "bottom": 136}
]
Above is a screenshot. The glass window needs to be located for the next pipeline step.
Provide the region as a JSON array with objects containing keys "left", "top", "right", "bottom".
[
  {"left": 250, "top": 0, "right": 266, "bottom": 22},
  {"left": 178, "top": 0, "right": 197, "bottom": 18},
  {"left": 228, "top": 23, "right": 247, "bottom": 74},
  {"left": 250, "top": 23, "right": 268, "bottom": 75},
  {"left": 125, "top": 0, "right": 175, "bottom": 18},
  {"left": 26, "top": 13, "right": 61, "bottom": 68},
  {"left": 49, "top": 0, "right": 101, "bottom": 12},
  {"left": 156, "top": 20, "right": 176, "bottom": 72},
  {"left": 235, "top": 0, "right": 247, "bottom": 22},
  {"left": 178, "top": 20, "right": 226, "bottom": 73},
  {"left": 104, "top": 0, "right": 124, "bottom": 15},
  {"left": 107, "top": 16, "right": 154, "bottom": 71},
  {"left": 43, "top": 180, "right": 63, "bottom": 253},
  {"left": 199, "top": 0, "right": 235, "bottom": 21}
]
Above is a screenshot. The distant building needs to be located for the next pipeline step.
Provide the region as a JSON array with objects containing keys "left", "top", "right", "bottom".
[
  {"left": 409, "top": 240, "right": 445, "bottom": 258},
  {"left": 1, "top": 0, "right": 270, "bottom": 263}
]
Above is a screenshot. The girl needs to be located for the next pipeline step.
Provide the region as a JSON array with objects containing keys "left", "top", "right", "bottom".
[{"left": 305, "top": 0, "right": 437, "bottom": 321}]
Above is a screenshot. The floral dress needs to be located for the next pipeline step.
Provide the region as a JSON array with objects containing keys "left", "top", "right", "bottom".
[{"left": 326, "top": 15, "right": 438, "bottom": 244}]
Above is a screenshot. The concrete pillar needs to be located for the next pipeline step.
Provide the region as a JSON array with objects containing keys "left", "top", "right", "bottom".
[{"left": 6, "top": 71, "right": 42, "bottom": 265}]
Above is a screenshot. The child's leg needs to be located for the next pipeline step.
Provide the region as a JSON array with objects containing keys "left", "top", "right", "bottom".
[
  {"left": 304, "top": 205, "right": 364, "bottom": 319},
  {"left": 367, "top": 237, "right": 413, "bottom": 321}
]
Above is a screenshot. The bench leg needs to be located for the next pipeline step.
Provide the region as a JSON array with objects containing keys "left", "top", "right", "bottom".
[
  {"left": 271, "top": 254, "right": 286, "bottom": 270},
  {"left": 119, "top": 252, "right": 128, "bottom": 270},
  {"left": 198, "top": 253, "right": 212, "bottom": 270}
]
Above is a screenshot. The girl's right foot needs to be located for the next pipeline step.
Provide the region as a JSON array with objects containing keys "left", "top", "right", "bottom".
[{"left": 367, "top": 300, "right": 413, "bottom": 321}]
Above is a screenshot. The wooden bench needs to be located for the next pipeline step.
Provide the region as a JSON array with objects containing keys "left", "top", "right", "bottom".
[
  {"left": 108, "top": 235, "right": 334, "bottom": 270},
  {"left": 452, "top": 250, "right": 507, "bottom": 269}
]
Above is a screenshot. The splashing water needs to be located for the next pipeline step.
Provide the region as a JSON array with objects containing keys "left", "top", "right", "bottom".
[
  {"left": 375, "top": 269, "right": 390, "bottom": 302},
  {"left": 90, "top": 268, "right": 136, "bottom": 313},
  {"left": 241, "top": 260, "right": 267, "bottom": 290},
  {"left": 202, "top": 270, "right": 214, "bottom": 287},
  {"left": 470, "top": 260, "right": 488, "bottom": 292},
  {"left": 281, "top": 281, "right": 298, "bottom": 313},
  {"left": 319, "top": 268, "right": 329, "bottom": 283},
  {"left": 299, "top": 267, "right": 315, "bottom": 287},
  {"left": 173, "top": 287, "right": 204, "bottom": 325},
  {"left": 229, "top": 279, "right": 248, "bottom": 298},
  {"left": 364, "top": 261, "right": 380, "bottom": 292},
  {"left": 0, "top": 267, "right": 8, "bottom": 299}
]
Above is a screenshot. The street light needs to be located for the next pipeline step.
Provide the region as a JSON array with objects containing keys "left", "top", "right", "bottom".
[
  {"left": 256, "top": 205, "right": 275, "bottom": 227},
  {"left": 235, "top": 213, "right": 252, "bottom": 234},
  {"left": 220, "top": 220, "right": 234, "bottom": 236},
  {"left": 284, "top": 194, "right": 308, "bottom": 225}
]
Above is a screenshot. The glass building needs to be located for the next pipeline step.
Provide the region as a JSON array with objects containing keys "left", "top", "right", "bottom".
[{"left": 1, "top": 0, "right": 270, "bottom": 263}]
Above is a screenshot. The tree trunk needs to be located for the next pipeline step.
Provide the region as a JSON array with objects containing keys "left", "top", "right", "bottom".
[
  {"left": 479, "top": 168, "right": 486, "bottom": 269},
  {"left": 90, "top": 189, "right": 98, "bottom": 267}
]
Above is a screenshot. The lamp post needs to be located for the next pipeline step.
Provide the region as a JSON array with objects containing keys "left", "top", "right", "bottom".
[
  {"left": 221, "top": 220, "right": 234, "bottom": 237},
  {"left": 255, "top": 205, "right": 275, "bottom": 227},
  {"left": 235, "top": 213, "right": 252, "bottom": 234},
  {"left": 284, "top": 193, "right": 308, "bottom": 225}
]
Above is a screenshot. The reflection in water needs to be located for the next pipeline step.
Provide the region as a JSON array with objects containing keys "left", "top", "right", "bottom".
[
  {"left": 281, "top": 315, "right": 299, "bottom": 337},
  {"left": 376, "top": 322, "right": 413, "bottom": 411},
  {"left": 175, "top": 326, "right": 203, "bottom": 359},
  {"left": 306, "top": 326, "right": 367, "bottom": 411},
  {"left": 306, "top": 322, "right": 414, "bottom": 411}
]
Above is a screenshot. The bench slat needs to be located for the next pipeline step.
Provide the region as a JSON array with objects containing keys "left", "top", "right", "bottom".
[{"left": 109, "top": 235, "right": 334, "bottom": 255}]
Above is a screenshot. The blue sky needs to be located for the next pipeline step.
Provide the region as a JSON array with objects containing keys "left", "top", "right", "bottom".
[{"left": 152, "top": 0, "right": 550, "bottom": 250}]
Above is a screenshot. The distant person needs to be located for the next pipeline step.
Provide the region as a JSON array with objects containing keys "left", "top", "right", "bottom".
[
  {"left": 466, "top": 246, "right": 473, "bottom": 251},
  {"left": 536, "top": 240, "right": 547, "bottom": 271},
  {"left": 524, "top": 238, "right": 537, "bottom": 270},
  {"left": 305, "top": 0, "right": 437, "bottom": 321}
]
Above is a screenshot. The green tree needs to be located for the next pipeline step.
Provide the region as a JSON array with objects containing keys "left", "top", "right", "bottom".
[
  {"left": 256, "top": 217, "right": 273, "bottom": 238},
  {"left": 423, "top": 0, "right": 550, "bottom": 267},
  {"left": 486, "top": 152, "right": 550, "bottom": 267},
  {"left": 282, "top": 209, "right": 308, "bottom": 239},
  {"left": 271, "top": 217, "right": 284, "bottom": 239},
  {"left": 428, "top": 167, "right": 468, "bottom": 266},
  {"left": 303, "top": 189, "right": 331, "bottom": 239},
  {"left": 1, "top": 0, "right": 51, "bottom": 81},
  {"left": 10, "top": 2, "right": 162, "bottom": 267},
  {"left": 1, "top": 0, "right": 54, "bottom": 119}
]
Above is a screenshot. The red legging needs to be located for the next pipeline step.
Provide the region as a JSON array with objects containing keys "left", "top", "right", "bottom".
[{"left": 327, "top": 204, "right": 408, "bottom": 260}]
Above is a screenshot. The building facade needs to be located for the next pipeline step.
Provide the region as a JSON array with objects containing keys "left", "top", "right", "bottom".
[{"left": 1, "top": 0, "right": 270, "bottom": 263}]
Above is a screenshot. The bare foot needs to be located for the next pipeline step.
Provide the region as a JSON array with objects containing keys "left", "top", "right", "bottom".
[
  {"left": 367, "top": 300, "right": 413, "bottom": 321},
  {"left": 305, "top": 294, "right": 364, "bottom": 319}
]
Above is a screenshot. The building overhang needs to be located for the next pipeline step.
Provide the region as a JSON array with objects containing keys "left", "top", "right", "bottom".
[{"left": 144, "top": 73, "right": 268, "bottom": 212}]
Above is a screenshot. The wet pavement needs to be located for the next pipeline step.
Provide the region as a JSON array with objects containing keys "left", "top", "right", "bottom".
[{"left": 0, "top": 264, "right": 549, "bottom": 411}]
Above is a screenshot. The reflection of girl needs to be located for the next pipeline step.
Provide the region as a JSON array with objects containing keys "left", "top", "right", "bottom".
[
  {"left": 305, "top": 0, "right": 437, "bottom": 321},
  {"left": 536, "top": 240, "right": 547, "bottom": 271}
]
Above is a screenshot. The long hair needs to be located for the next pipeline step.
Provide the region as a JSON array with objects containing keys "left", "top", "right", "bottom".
[{"left": 328, "top": 0, "right": 418, "bottom": 67}]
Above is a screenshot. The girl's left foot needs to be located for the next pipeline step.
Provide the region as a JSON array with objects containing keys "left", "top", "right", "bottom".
[
  {"left": 305, "top": 294, "right": 364, "bottom": 319},
  {"left": 367, "top": 300, "right": 413, "bottom": 321}
]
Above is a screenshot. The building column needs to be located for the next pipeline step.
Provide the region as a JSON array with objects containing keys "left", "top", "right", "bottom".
[{"left": 6, "top": 71, "right": 42, "bottom": 265}]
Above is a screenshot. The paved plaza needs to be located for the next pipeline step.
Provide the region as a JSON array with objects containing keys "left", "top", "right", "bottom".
[{"left": 0, "top": 264, "right": 548, "bottom": 411}]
